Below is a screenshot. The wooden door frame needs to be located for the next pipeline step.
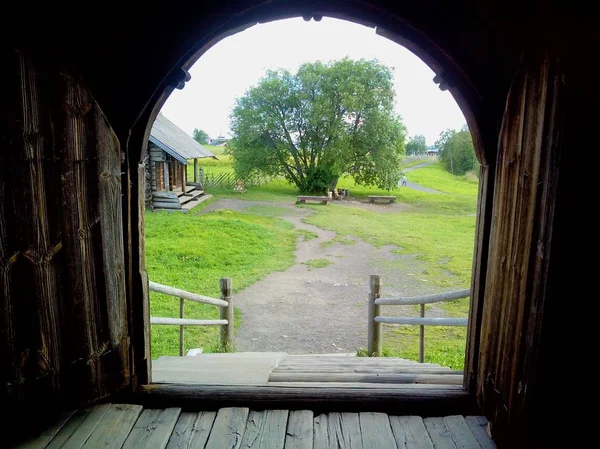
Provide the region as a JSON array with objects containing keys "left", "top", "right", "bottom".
[{"left": 123, "top": 4, "right": 500, "bottom": 395}]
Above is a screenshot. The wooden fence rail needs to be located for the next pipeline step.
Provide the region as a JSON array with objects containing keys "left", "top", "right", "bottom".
[
  {"left": 367, "top": 274, "right": 469, "bottom": 362},
  {"left": 199, "top": 170, "right": 273, "bottom": 191},
  {"left": 149, "top": 278, "right": 233, "bottom": 356}
]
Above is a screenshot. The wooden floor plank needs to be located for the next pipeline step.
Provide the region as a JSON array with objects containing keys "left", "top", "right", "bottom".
[
  {"left": 240, "top": 410, "right": 289, "bottom": 449},
  {"left": 313, "top": 414, "right": 329, "bottom": 449},
  {"left": 390, "top": 416, "right": 434, "bottom": 449},
  {"left": 442, "top": 416, "right": 482, "bottom": 449},
  {"left": 423, "top": 417, "right": 456, "bottom": 449},
  {"left": 82, "top": 404, "right": 143, "bottom": 449},
  {"left": 205, "top": 407, "right": 250, "bottom": 449},
  {"left": 122, "top": 407, "right": 181, "bottom": 449},
  {"left": 327, "top": 413, "right": 363, "bottom": 449},
  {"left": 46, "top": 404, "right": 111, "bottom": 448},
  {"left": 464, "top": 417, "right": 495, "bottom": 449},
  {"left": 166, "top": 411, "right": 216, "bottom": 449},
  {"left": 358, "top": 412, "right": 397, "bottom": 449},
  {"left": 284, "top": 410, "right": 313, "bottom": 449},
  {"left": 16, "top": 411, "right": 76, "bottom": 449}
]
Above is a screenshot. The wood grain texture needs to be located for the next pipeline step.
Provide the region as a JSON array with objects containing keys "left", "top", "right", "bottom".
[
  {"left": 240, "top": 410, "right": 289, "bottom": 449},
  {"left": 268, "top": 372, "right": 463, "bottom": 385},
  {"left": 136, "top": 384, "right": 471, "bottom": 416},
  {"left": 1, "top": 50, "right": 131, "bottom": 433},
  {"left": 46, "top": 404, "right": 111, "bottom": 448},
  {"left": 123, "top": 408, "right": 181, "bottom": 449},
  {"left": 475, "top": 49, "right": 563, "bottom": 445},
  {"left": 442, "top": 416, "right": 481, "bottom": 449},
  {"left": 313, "top": 414, "right": 329, "bottom": 449},
  {"left": 327, "top": 413, "right": 363, "bottom": 449},
  {"left": 166, "top": 411, "right": 216, "bottom": 449},
  {"left": 464, "top": 417, "right": 495, "bottom": 449},
  {"left": 16, "top": 411, "right": 75, "bottom": 449},
  {"left": 389, "top": 416, "right": 434, "bottom": 449},
  {"left": 423, "top": 418, "right": 456, "bottom": 449},
  {"left": 205, "top": 407, "right": 249, "bottom": 449},
  {"left": 359, "top": 413, "right": 396, "bottom": 449},
  {"left": 284, "top": 410, "right": 313, "bottom": 449},
  {"left": 82, "top": 404, "right": 143, "bottom": 448}
]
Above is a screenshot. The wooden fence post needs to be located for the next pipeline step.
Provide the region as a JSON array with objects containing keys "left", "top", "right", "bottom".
[
  {"left": 193, "top": 158, "right": 198, "bottom": 183},
  {"left": 419, "top": 304, "right": 425, "bottom": 363},
  {"left": 179, "top": 298, "right": 185, "bottom": 356},
  {"left": 220, "top": 278, "right": 233, "bottom": 350},
  {"left": 367, "top": 275, "right": 382, "bottom": 356}
]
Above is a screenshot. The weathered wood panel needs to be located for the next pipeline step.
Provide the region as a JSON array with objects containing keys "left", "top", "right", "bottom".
[
  {"left": 464, "top": 417, "right": 495, "bottom": 449},
  {"left": 313, "top": 414, "right": 329, "bottom": 449},
  {"left": 284, "top": 410, "right": 313, "bottom": 449},
  {"left": 389, "top": 415, "right": 434, "bottom": 449},
  {"left": 475, "top": 49, "right": 563, "bottom": 446},
  {"left": 327, "top": 413, "right": 363, "bottom": 449},
  {"left": 82, "top": 404, "right": 143, "bottom": 448},
  {"left": 205, "top": 407, "right": 249, "bottom": 449},
  {"left": 0, "top": 50, "right": 131, "bottom": 438},
  {"left": 166, "top": 411, "right": 216, "bottom": 449},
  {"left": 123, "top": 408, "right": 181, "bottom": 449},
  {"left": 359, "top": 412, "right": 396, "bottom": 449},
  {"left": 240, "top": 410, "right": 288, "bottom": 449},
  {"left": 46, "top": 403, "right": 111, "bottom": 448},
  {"left": 423, "top": 417, "right": 457, "bottom": 449},
  {"left": 15, "top": 411, "right": 76, "bottom": 449}
]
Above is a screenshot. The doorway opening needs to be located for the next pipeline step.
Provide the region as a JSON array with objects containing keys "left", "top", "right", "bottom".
[{"left": 142, "top": 16, "right": 482, "bottom": 392}]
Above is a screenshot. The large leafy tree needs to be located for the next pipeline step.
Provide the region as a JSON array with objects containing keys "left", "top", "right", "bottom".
[
  {"left": 406, "top": 135, "right": 428, "bottom": 155},
  {"left": 192, "top": 128, "right": 209, "bottom": 145},
  {"left": 435, "top": 126, "right": 478, "bottom": 175},
  {"left": 229, "top": 59, "right": 406, "bottom": 193}
]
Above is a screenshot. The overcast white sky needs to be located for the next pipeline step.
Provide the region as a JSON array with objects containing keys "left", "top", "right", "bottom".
[{"left": 161, "top": 17, "right": 466, "bottom": 146}]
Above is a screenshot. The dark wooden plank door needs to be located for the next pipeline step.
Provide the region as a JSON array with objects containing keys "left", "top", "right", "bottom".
[
  {"left": 474, "top": 48, "right": 563, "bottom": 447},
  {"left": 1, "top": 49, "right": 132, "bottom": 439}
]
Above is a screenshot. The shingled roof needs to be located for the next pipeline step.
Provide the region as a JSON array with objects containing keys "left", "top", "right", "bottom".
[{"left": 149, "top": 113, "right": 216, "bottom": 164}]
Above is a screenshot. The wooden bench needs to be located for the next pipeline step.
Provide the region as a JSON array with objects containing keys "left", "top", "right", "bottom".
[
  {"left": 368, "top": 195, "right": 397, "bottom": 204},
  {"left": 297, "top": 196, "right": 331, "bottom": 205}
]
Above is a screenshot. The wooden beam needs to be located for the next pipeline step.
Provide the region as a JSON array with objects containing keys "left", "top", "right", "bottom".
[
  {"left": 134, "top": 384, "right": 473, "bottom": 416},
  {"left": 148, "top": 281, "right": 228, "bottom": 307},
  {"left": 376, "top": 289, "right": 470, "bottom": 306},
  {"left": 150, "top": 317, "right": 227, "bottom": 326},
  {"left": 375, "top": 317, "right": 468, "bottom": 326}
]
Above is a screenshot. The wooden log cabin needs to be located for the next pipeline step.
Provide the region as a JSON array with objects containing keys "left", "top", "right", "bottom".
[
  {"left": 0, "top": 1, "right": 594, "bottom": 447},
  {"left": 147, "top": 113, "right": 215, "bottom": 210}
]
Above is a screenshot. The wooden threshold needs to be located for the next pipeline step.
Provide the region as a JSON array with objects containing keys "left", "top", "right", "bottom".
[{"left": 130, "top": 383, "right": 474, "bottom": 416}]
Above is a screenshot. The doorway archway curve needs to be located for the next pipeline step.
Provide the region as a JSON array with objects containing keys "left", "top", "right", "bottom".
[{"left": 133, "top": 2, "right": 492, "bottom": 167}]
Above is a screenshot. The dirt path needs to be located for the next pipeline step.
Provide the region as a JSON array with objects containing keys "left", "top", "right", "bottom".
[
  {"left": 199, "top": 199, "right": 449, "bottom": 354},
  {"left": 401, "top": 161, "right": 444, "bottom": 194}
]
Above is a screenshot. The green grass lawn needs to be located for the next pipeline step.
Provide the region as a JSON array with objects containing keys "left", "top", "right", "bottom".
[
  {"left": 145, "top": 209, "right": 297, "bottom": 357},
  {"left": 304, "top": 258, "right": 332, "bottom": 269},
  {"left": 402, "top": 157, "right": 433, "bottom": 169},
  {"left": 407, "top": 162, "right": 479, "bottom": 196},
  {"left": 187, "top": 145, "right": 235, "bottom": 179}
]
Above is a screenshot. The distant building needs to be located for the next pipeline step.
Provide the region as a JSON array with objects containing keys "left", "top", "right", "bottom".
[
  {"left": 426, "top": 146, "right": 439, "bottom": 158},
  {"left": 145, "top": 114, "right": 216, "bottom": 210},
  {"left": 209, "top": 135, "right": 228, "bottom": 145}
]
